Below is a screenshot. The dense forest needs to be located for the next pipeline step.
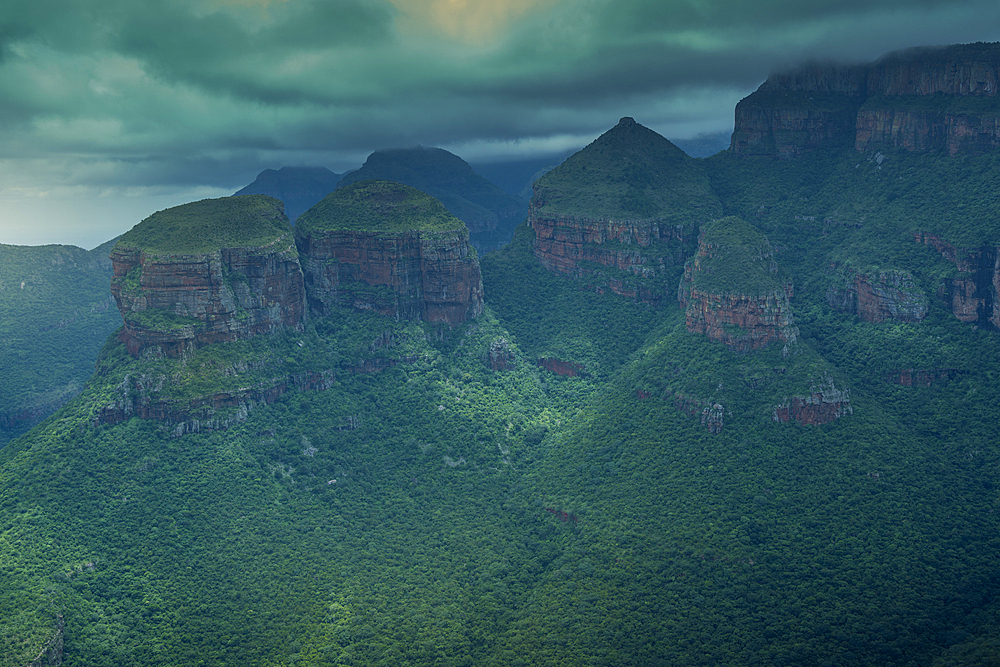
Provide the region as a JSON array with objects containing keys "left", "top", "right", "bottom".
[{"left": 4, "top": 64, "right": 1000, "bottom": 666}]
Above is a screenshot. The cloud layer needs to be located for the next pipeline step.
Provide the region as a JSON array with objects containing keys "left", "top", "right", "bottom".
[{"left": 1, "top": 0, "right": 999, "bottom": 246}]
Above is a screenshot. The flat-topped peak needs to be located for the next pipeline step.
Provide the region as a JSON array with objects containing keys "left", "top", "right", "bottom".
[
  {"left": 297, "top": 180, "right": 465, "bottom": 235},
  {"left": 115, "top": 195, "right": 292, "bottom": 255}
]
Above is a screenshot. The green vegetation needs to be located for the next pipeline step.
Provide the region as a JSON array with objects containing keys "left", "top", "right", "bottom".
[
  {"left": 115, "top": 195, "right": 293, "bottom": 255},
  {"left": 533, "top": 119, "right": 723, "bottom": 222},
  {"left": 690, "top": 216, "right": 787, "bottom": 296},
  {"left": 0, "top": 239, "right": 122, "bottom": 446},
  {"left": 7, "top": 104, "right": 1000, "bottom": 665},
  {"left": 297, "top": 180, "right": 465, "bottom": 235}
]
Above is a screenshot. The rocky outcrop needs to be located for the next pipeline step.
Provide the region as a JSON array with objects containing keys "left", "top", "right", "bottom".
[
  {"left": 486, "top": 338, "right": 515, "bottom": 371},
  {"left": 529, "top": 206, "right": 692, "bottom": 303},
  {"left": 826, "top": 267, "right": 928, "bottom": 322},
  {"left": 732, "top": 43, "right": 1000, "bottom": 157},
  {"left": 296, "top": 181, "right": 484, "bottom": 325},
  {"left": 772, "top": 376, "right": 852, "bottom": 425},
  {"left": 111, "top": 197, "right": 306, "bottom": 358},
  {"left": 94, "top": 368, "right": 336, "bottom": 436},
  {"left": 886, "top": 368, "right": 957, "bottom": 386},
  {"left": 529, "top": 117, "right": 720, "bottom": 302},
  {"left": 297, "top": 229, "right": 483, "bottom": 324},
  {"left": 916, "top": 232, "right": 1000, "bottom": 330},
  {"left": 679, "top": 217, "right": 798, "bottom": 354},
  {"left": 670, "top": 392, "right": 725, "bottom": 434}
]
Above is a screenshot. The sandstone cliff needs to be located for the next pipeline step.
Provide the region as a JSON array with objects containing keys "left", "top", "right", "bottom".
[
  {"left": 916, "top": 231, "right": 1000, "bottom": 330},
  {"left": 295, "top": 180, "right": 484, "bottom": 325},
  {"left": 826, "top": 266, "right": 928, "bottom": 323},
  {"left": 530, "top": 117, "right": 721, "bottom": 302},
  {"left": 772, "top": 376, "right": 852, "bottom": 425},
  {"left": 679, "top": 217, "right": 798, "bottom": 354},
  {"left": 732, "top": 43, "right": 1000, "bottom": 157},
  {"left": 111, "top": 196, "right": 306, "bottom": 358}
]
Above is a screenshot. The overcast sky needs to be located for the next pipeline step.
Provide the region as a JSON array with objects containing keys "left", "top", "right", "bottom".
[{"left": 1, "top": 0, "right": 999, "bottom": 248}]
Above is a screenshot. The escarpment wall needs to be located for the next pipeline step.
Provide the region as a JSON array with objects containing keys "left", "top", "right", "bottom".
[
  {"left": 733, "top": 45, "right": 1000, "bottom": 157},
  {"left": 297, "top": 228, "right": 483, "bottom": 325},
  {"left": 529, "top": 206, "right": 692, "bottom": 303},
  {"left": 111, "top": 241, "right": 306, "bottom": 357},
  {"left": 916, "top": 232, "right": 1000, "bottom": 330}
]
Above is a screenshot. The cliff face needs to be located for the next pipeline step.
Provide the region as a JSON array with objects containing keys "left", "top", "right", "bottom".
[
  {"left": 111, "top": 243, "right": 306, "bottom": 358},
  {"left": 826, "top": 267, "right": 928, "bottom": 323},
  {"left": 915, "top": 232, "right": 1000, "bottom": 330},
  {"left": 529, "top": 204, "right": 691, "bottom": 302},
  {"left": 732, "top": 43, "right": 1000, "bottom": 157},
  {"left": 678, "top": 217, "right": 798, "bottom": 354},
  {"left": 298, "top": 229, "right": 483, "bottom": 324},
  {"left": 772, "top": 377, "right": 852, "bottom": 425},
  {"left": 110, "top": 197, "right": 306, "bottom": 358},
  {"left": 295, "top": 180, "right": 484, "bottom": 325},
  {"left": 529, "top": 117, "right": 720, "bottom": 302}
]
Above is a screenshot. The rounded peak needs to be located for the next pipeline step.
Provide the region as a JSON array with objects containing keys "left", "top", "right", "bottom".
[
  {"left": 618, "top": 116, "right": 637, "bottom": 126},
  {"left": 297, "top": 180, "right": 465, "bottom": 234},
  {"left": 115, "top": 195, "right": 292, "bottom": 254}
]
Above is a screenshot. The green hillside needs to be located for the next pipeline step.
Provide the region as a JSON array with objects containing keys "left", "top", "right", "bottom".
[
  {"left": 297, "top": 180, "right": 465, "bottom": 235},
  {"left": 533, "top": 117, "right": 723, "bottom": 222},
  {"left": 5, "top": 108, "right": 1000, "bottom": 666},
  {"left": 0, "top": 239, "right": 121, "bottom": 446},
  {"left": 115, "top": 195, "right": 292, "bottom": 255}
]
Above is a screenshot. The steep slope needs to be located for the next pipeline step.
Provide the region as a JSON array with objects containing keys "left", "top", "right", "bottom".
[
  {"left": 678, "top": 216, "right": 798, "bottom": 354},
  {"left": 732, "top": 42, "right": 1000, "bottom": 158},
  {"left": 529, "top": 117, "right": 723, "bottom": 302},
  {"left": 110, "top": 195, "right": 306, "bottom": 359},
  {"left": 336, "top": 147, "right": 527, "bottom": 251},
  {"left": 296, "top": 180, "right": 484, "bottom": 325},
  {"left": 234, "top": 166, "right": 342, "bottom": 223},
  {"left": 0, "top": 239, "right": 120, "bottom": 446}
]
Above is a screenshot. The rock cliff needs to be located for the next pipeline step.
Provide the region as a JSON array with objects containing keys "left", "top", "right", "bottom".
[
  {"left": 826, "top": 267, "right": 928, "bottom": 323},
  {"left": 530, "top": 117, "right": 721, "bottom": 302},
  {"left": 679, "top": 217, "right": 798, "bottom": 354},
  {"left": 916, "top": 232, "right": 1000, "bottom": 330},
  {"left": 111, "top": 196, "right": 306, "bottom": 358},
  {"left": 295, "top": 180, "right": 484, "bottom": 325},
  {"left": 732, "top": 43, "right": 1000, "bottom": 157},
  {"left": 772, "top": 376, "right": 852, "bottom": 425}
]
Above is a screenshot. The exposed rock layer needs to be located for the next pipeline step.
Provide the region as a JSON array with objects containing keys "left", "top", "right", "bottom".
[
  {"left": 826, "top": 268, "right": 928, "bottom": 322},
  {"left": 916, "top": 232, "right": 1000, "bottom": 330},
  {"left": 296, "top": 228, "right": 484, "bottom": 325},
  {"left": 772, "top": 377, "right": 852, "bottom": 425},
  {"left": 678, "top": 219, "right": 798, "bottom": 353},
  {"left": 732, "top": 44, "right": 1000, "bottom": 157},
  {"left": 111, "top": 242, "right": 306, "bottom": 358}
]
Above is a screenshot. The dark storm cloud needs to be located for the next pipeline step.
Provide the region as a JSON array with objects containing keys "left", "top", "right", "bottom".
[{"left": 0, "top": 0, "right": 999, "bottom": 245}]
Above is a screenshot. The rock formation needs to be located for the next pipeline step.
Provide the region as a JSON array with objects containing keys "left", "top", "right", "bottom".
[
  {"left": 110, "top": 195, "right": 306, "bottom": 358},
  {"left": 732, "top": 43, "right": 1000, "bottom": 157},
  {"left": 826, "top": 267, "right": 928, "bottom": 322},
  {"left": 530, "top": 117, "right": 721, "bottom": 302},
  {"left": 678, "top": 217, "right": 798, "bottom": 354},
  {"left": 295, "top": 180, "right": 484, "bottom": 325},
  {"left": 916, "top": 232, "right": 1000, "bottom": 330},
  {"left": 772, "top": 376, "right": 852, "bottom": 425}
]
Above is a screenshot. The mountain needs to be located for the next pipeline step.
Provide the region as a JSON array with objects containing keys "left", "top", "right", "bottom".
[
  {"left": 234, "top": 166, "right": 343, "bottom": 223},
  {"left": 0, "top": 239, "right": 121, "bottom": 445},
  {"left": 529, "top": 116, "right": 722, "bottom": 302},
  {"left": 337, "top": 147, "right": 528, "bottom": 252},
  {"left": 732, "top": 42, "right": 1000, "bottom": 158},
  {"left": 6, "top": 42, "right": 1000, "bottom": 667}
]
